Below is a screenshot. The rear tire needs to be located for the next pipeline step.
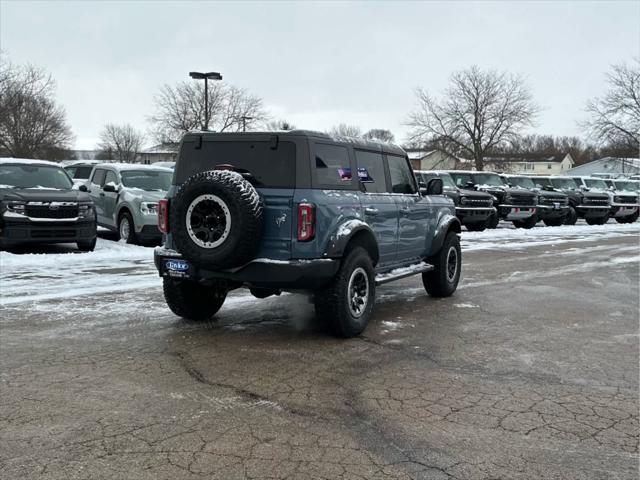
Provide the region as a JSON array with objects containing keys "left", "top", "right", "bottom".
[
  {"left": 422, "top": 232, "right": 461, "bottom": 297},
  {"left": 486, "top": 213, "right": 500, "bottom": 229},
  {"left": 564, "top": 205, "right": 578, "bottom": 225},
  {"left": 513, "top": 215, "right": 538, "bottom": 229},
  {"left": 163, "top": 278, "right": 227, "bottom": 321},
  {"left": 314, "top": 247, "right": 375, "bottom": 338},
  {"left": 586, "top": 215, "right": 609, "bottom": 226}
]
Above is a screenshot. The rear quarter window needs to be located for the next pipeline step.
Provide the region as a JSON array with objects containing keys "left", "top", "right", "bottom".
[
  {"left": 176, "top": 140, "right": 296, "bottom": 188},
  {"left": 312, "top": 143, "right": 354, "bottom": 189}
]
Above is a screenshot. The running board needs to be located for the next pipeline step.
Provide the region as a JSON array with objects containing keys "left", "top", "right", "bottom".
[{"left": 375, "top": 262, "right": 434, "bottom": 285}]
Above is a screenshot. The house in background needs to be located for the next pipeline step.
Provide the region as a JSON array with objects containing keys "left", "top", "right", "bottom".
[
  {"left": 137, "top": 143, "right": 179, "bottom": 165},
  {"left": 566, "top": 157, "right": 640, "bottom": 177},
  {"left": 481, "top": 153, "right": 574, "bottom": 175},
  {"left": 406, "top": 149, "right": 460, "bottom": 170}
]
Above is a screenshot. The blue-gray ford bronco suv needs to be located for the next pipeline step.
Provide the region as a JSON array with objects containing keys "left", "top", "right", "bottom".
[{"left": 154, "top": 131, "right": 461, "bottom": 337}]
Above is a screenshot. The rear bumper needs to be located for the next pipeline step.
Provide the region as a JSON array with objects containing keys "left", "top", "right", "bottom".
[
  {"left": 154, "top": 249, "right": 340, "bottom": 290},
  {"left": 0, "top": 218, "right": 96, "bottom": 246},
  {"left": 455, "top": 206, "right": 496, "bottom": 224},
  {"left": 137, "top": 224, "right": 162, "bottom": 241}
]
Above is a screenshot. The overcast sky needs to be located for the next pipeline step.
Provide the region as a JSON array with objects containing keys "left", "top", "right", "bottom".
[{"left": 1, "top": 0, "right": 638, "bottom": 150}]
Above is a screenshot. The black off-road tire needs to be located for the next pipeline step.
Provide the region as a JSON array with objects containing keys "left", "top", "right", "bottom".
[
  {"left": 486, "top": 213, "right": 500, "bottom": 229},
  {"left": 564, "top": 205, "right": 578, "bottom": 225},
  {"left": 422, "top": 232, "right": 461, "bottom": 297},
  {"left": 543, "top": 218, "right": 564, "bottom": 227},
  {"left": 314, "top": 247, "right": 375, "bottom": 338},
  {"left": 163, "top": 277, "right": 227, "bottom": 321},
  {"left": 170, "top": 171, "right": 262, "bottom": 270},
  {"left": 586, "top": 215, "right": 609, "bottom": 226},
  {"left": 77, "top": 237, "right": 97, "bottom": 252},
  {"left": 616, "top": 211, "right": 639, "bottom": 224},
  {"left": 465, "top": 221, "right": 487, "bottom": 232},
  {"left": 513, "top": 215, "right": 538, "bottom": 229},
  {"left": 118, "top": 211, "right": 138, "bottom": 244}
]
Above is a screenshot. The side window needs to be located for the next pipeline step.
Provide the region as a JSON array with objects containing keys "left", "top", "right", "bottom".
[
  {"left": 388, "top": 155, "right": 416, "bottom": 194},
  {"left": 91, "top": 169, "right": 106, "bottom": 187},
  {"left": 313, "top": 143, "right": 352, "bottom": 187},
  {"left": 354, "top": 150, "right": 387, "bottom": 193},
  {"left": 104, "top": 170, "right": 117, "bottom": 187},
  {"left": 65, "top": 167, "right": 77, "bottom": 178}
]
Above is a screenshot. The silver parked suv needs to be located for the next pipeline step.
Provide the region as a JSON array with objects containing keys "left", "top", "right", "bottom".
[{"left": 81, "top": 164, "right": 172, "bottom": 244}]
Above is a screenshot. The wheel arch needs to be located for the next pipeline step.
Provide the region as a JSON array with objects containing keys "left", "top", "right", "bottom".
[
  {"left": 324, "top": 220, "right": 379, "bottom": 266},
  {"left": 427, "top": 215, "right": 461, "bottom": 257}
]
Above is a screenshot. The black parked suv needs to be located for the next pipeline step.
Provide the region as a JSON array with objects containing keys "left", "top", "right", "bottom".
[
  {"left": 447, "top": 171, "right": 538, "bottom": 229},
  {"left": 502, "top": 175, "right": 569, "bottom": 227},
  {"left": 0, "top": 159, "right": 97, "bottom": 251},
  {"left": 155, "top": 131, "right": 462, "bottom": 337},
  {"left": 415, "top": 170, "right": 495, "bottom": 231},
  {"left": 535, "top": 177, "right": 611, "bottom": 225}
]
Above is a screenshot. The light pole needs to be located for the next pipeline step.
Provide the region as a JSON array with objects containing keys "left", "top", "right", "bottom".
[
  {"left": 189, "top": 71, "right": 223, "bottom": 131},
  {"left": 241, "top": 115, "right": 253, "bottom": 132}
]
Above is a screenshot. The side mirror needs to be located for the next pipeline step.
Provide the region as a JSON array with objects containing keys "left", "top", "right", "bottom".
[
  {"left": 78, "top": 184, "right": 88, "bottom": 192},
  {"left": 103, "top": 184, "right": 117, "bottom": 193},
  {"left": 418, "top": 181, "right": 428, "bottom": 196},
  {"left": 426, "top": 178, "right": 443, "bottom": 195}
]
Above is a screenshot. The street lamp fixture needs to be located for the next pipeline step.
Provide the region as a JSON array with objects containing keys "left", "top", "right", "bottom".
[{"left": 188, "top": 71, "right": 223, "bottom": 131}]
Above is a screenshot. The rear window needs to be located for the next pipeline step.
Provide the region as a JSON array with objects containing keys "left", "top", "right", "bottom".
[{"left": 176, "top": 140, "right": 296, "bottom": 188}]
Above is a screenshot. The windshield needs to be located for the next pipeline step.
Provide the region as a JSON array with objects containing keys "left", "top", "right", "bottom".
[
  {"left": 65, "top": 166, "right": 94, "bottom": 179},
  {"left": 121, "top": 170, "right": 172, "bottom": 191},
  {"left": 0, "top": 164, "right": 73, "bottom": 190},
  {"left": 614, "top": 181, "right": 639, "bottom": 192},
  {"left": 533, "top": 177, "right": 552, "bottom": 188},
  {"left": 472, "top": 173, "right": 505, "bottom": 187},
  {"left": 507, "top": 177, "right": 536, "bottom": 189},
  {"left": 551, "top": 177, "right": 579, "bottom": 190},
  {"left": 421, "top": 172, "right": 457, "bottom": 189},
  {"left": 449, "top": 172, "right": 473, "bottom": 188},
  {"left": 584, "top": 178, "right": 608, "bottom": 190}
]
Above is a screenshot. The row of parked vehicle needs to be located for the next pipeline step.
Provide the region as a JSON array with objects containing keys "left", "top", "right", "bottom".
[
  {"left": 415, "top": 170, "right": 640, "bottom": 231},
  {"left": 0, "top": 158, "right": 173, "bottom": 251}
]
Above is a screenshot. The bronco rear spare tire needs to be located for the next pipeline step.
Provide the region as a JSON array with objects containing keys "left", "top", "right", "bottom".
[{"left": 170, "top": 170, "right": 262, "bottom": 269}]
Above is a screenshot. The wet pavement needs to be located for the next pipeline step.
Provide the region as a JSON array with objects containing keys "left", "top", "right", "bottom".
[{"left": 1, "top": 231, "right": 639, "bottom": 479}]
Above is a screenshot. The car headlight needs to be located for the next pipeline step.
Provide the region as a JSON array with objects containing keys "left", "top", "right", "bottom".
[
  {"left": 78, "top": 203, "right": 95, "bottom": 219},
  {"left": 140, "top": 202, "right": 158, "bottom": 215},
  {"left": 3, "top": 201, "right": 26, "bottom": 214},
  {"left": 504, "top": 194, "right": 513, "bottom": 203},
  {"left": 459, "top": 196, "right": 468, "bottom": 205}
]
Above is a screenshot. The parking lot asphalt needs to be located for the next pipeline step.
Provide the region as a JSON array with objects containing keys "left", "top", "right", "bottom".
[{"left": 1, "top": 232, "right": 638, "bottom": 479}]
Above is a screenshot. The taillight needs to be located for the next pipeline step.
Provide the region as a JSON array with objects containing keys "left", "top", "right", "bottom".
[
  {"left": 158, "top": 199, "right": 169, "bottom": 233},
  {"left": 297, "top": 203, "right": 315, "bottom": 241}
]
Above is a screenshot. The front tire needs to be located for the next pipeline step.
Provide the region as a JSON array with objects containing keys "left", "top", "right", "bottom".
[
  {"left": 77, "top": 237, "right": 96, "bottom": 252},
  {"left": 513, "top": 215, "right": 538, "bottom": 229},
  {"left": 543, "top": 218, "right": 564, "bottom": 227},
  {"left": 119, "top": 212, "right": 137, "bottom": 244},
  {"left": 564, "top": 205, "right": 578, "bottom": 225},
  {"left": 163, "top": 278, "right": 227, "bottom": 321},
  {"left": 465, "top": 221, "right": 487, "bottom": 232},
  {"left": 314, "top": 247, "right": 375, "bottom": 338},
  {"left": 586, "top": 215, "right": 609, "bottom": 226},
  {"left": 486, "top": 213, "right": 500, "bottom": 229},
  {"left": 422, "top": 232, "right": 461, "bottom": 297}
]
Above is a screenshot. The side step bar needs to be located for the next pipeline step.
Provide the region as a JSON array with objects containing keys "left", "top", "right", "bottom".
[{"left": 375, "top": 262, "right": 434, "bottom": 286}]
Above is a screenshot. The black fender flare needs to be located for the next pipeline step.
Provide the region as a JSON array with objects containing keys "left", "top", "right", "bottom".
[
  {"left": 427, "top": 214, "right": 461, "bottom": 257},
  {"left": 323, "top": 219, "right": 379, "bottom": 265}
]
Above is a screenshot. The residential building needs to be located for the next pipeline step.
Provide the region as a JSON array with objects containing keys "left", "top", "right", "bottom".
[
  {"left": 406, "top": 149, "right": 460, "bottom": 170},
  {"left": 566, "top": 156, "right": 640, "bottom": 177},
  {"left": 138, "top": 143, "right": 179, "bottom": 165},
  {"left": 481, "top": 154, "right": 574, "bottom": 175}
]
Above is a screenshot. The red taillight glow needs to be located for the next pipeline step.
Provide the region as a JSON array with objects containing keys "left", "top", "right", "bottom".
[
  {"left": 158, "top": 199, "right": 169, "bottom": 233},
  {"left": 297, "top": 203, "right": 315, "bottom": 242},
  {"left": 214, "top": 164, "right": 235, "bottom": 171}
]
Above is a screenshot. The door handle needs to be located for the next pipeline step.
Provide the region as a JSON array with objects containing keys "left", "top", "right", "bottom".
[{"left": 364, "top": 207, "right": 379, "bottom": 216}]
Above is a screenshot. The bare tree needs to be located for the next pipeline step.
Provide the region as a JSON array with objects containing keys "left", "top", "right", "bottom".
[
  {"left": 149, "top": 81, "right": 267, "bottom": 143},
  {"left": 264, "top": 119, "right": 296, "bottom": 131},
  {"left": 97, "top": 124, "right": 145, "bottom": 163},
  {"left": 407, "top": 66, "right": 539, "bottom": 170},
  {"left": 363, "top": 128, "right": 395, "bottom": 143},
  {"left": 583, "top": 59, "right": 640, "bottom": 151},
  {"left": 0, "top": 56, "right": 73, "bottom": 160},
  {"left": 329, "top": 123, "right": 362, "bottom": 138}
]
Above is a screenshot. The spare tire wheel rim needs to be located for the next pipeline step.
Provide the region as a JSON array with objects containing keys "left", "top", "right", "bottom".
[
  {"left": 348, "top": 267, "right": 369, "bottom": 318},
  {"left": 186, "top": 194, "right": 232, "bottom": 249}
]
